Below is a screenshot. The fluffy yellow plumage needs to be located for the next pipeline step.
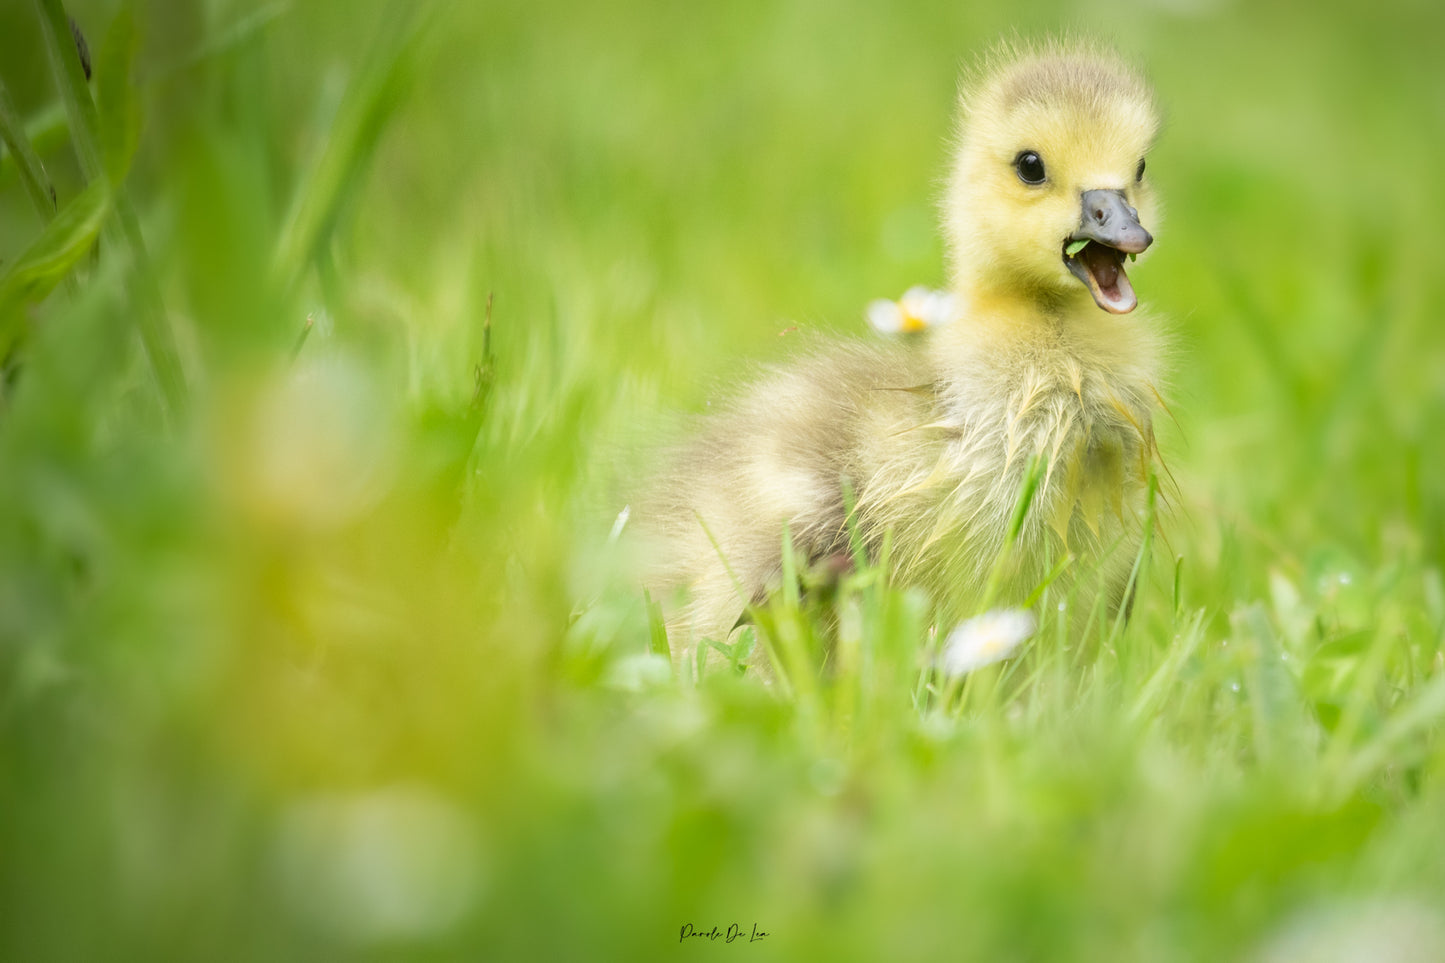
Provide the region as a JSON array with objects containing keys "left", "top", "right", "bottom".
[{"left": 637, "top": 40, "right": 1168, "bottom": 669}]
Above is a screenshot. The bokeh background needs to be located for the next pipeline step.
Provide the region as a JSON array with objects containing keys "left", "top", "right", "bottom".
[{"left": 3, "top": 0, "right": 1445, "bottom": 960}]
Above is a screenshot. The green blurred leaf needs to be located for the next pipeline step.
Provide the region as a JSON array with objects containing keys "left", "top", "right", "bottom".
[
  {"left": 1128, "top": 609, "right": 1207, "bottom": 726},
  {"left": 34, "top": 0, "right": 103, "bottom": 183},
  {"left": 1300, "top": 629, "right": 1373, "bottom": 701},
  {"left": 1235, "top": 602, "right": 1317, "bottom": 766},
  {"left": 0, "top": 81, "right": 58, "bottom": 220},
  {"left": 1337, "top": 669, "right": 1445, "bottom": 798},
  {"left": 0, "top": 178, "right": 109, "bottom": 343},
  {"left": 94, "top": 7, "right": 141, "bottom": 186},
  {"left": 270, "top": 5, "right": 428, "bottom": 294},
  {"left": 644, "top": 589, "right": 671, "bottom": 662},
  {"left": 149, "top": 2, "right": 288, "bottom": 79},
  {"left": 34, "top": 0, "right": 187, "bottom": 418}
]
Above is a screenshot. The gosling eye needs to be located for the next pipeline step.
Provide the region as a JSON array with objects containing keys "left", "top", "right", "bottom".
[
  {"left": 1013, "top": 150, "right": 1047, "bottom": 185},
  {"left": 1136, "top": 158, "right": 1146, "bottom": 182}
]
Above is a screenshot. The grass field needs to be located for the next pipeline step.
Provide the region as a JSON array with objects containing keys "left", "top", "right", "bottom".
[{"left": 3, "top": 0, "right": 1445, "bottom": 960}]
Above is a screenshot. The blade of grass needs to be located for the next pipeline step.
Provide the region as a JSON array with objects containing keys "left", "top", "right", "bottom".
[
  {"left": 0, "top": 81, "right": 58, "bottom": 222},
  {"left": 34, "top": 0, "right": 188, "bottom": 419},
  {"left": 840, "top": 478, "right": 868, "bottom": 568},
  {"left": 978, "top": 453, "right": 1046, "bottom": 611},
  {"left": 110, "top": 202, "right": 189, "bottom": 417},
  {"left": 34, "top": 0, "right": 103, "bottom": 181},
  {"left": 1236, "top": 601, "right": 1315, "bottom": 767},
  {"left": 1126, "top": 608, "right": 1206, "bottom": 727},
  {"left": 773, "top": 522, "right": 821, "bottom": 712},
  {"left": 1107, "top": 471, "right": 1159, "bottom": 648},
  {"left": 695, "top": 510, "right": 751, "bottom": 614},
  {"left": 94, "top": 8, "right": 141, "bottom": 186},
  {"left": 148, "top": 2, "right": 290, "bottom": 81},
  {"left": 1021, "top": 551, "right": 1073, "bottom": 610},
  {"left": 289, "top": 313, "right": 316, "bottom": 363},
  {"left": 692, "top": 510, "right": 782, "bottom": 690},
  {"left": 930, "top": 456, "right": 1047, "bottom": 714},
  {"left": 0, "top": 101, "right": 68, "bottom": 192},
  {"left": 1333, "top": 669, "right": 1445, "bottom": 801},
  {"left": 1321, "top": 617, "right": 1407, "bottom": 779},
  {"left": 642, "top": 590, "right": 671, "bottom": 664},
  {"left": 269, "top": 2, "right": 430, "bottom": 294},
  {"left": 0, "top": 178, "right": 110, "bottom": 350}
]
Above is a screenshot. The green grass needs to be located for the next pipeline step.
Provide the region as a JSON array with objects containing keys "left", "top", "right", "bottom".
[{"left": 3, "top": 0, "right": 1445, "bottom": 960}]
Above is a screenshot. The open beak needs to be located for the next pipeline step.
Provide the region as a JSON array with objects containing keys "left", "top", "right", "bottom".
[{"left": 1062, "top": 189, "right": 1153, "bottom": 314}]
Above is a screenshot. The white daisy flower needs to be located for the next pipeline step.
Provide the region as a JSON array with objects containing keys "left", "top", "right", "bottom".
[
  {"left": 939, "top": 608, "right": 1037, "bottom": 676},
  {"left": 866, "top": 286, "right": 962, "bottom": 334}
]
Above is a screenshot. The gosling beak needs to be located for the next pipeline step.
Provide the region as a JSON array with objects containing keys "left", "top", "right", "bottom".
[{"left": 1062, "top": 189, "right": 1153, "bottom": 314}]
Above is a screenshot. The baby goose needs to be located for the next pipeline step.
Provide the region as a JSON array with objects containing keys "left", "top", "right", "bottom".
[{"left": 638, "top": 41, "right": 1166, "bottom": 668}]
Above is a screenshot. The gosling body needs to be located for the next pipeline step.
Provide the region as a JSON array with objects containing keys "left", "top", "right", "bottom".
[{"left": 639, "top": 42, "right": 1167, "bottom": 663}]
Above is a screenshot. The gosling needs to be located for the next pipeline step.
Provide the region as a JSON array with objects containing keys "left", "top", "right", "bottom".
[{"left": 637, "top": 41, "right": 1168, "bottom": 670}]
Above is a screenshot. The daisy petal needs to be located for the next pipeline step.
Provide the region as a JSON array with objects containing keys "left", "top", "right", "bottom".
[
  {"left": 939, "top": 608, "right": 1037, "bottom": 677},
  {"left": 866, "top": 299, "right": 905, "bottom": 333}
]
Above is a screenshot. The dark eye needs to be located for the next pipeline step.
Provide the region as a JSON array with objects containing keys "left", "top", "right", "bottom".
[
  {"left": 1136, "top": 158, "right": 1146, "bottom": 182},
  {"left": 1014, "top": 150, "right": 1046, "bottom": 185}
]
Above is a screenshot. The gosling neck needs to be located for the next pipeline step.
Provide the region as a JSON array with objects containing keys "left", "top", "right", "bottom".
[{"left": 950, "top": 272, "right": 1093, "bottom": 336}]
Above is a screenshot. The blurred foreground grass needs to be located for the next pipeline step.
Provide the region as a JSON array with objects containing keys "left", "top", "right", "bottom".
[{"left": 3, "top": 0, "right": 1445, "bottom": 960}]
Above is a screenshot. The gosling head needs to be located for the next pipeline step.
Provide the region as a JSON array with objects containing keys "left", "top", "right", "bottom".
[{"left": 944, "top": 42, "right": 1160, "bottom": 315}]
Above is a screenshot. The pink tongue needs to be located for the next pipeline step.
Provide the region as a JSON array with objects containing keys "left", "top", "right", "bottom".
[{"left": 1084, "top": 245, "right": 1119, "bottom": 291}]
